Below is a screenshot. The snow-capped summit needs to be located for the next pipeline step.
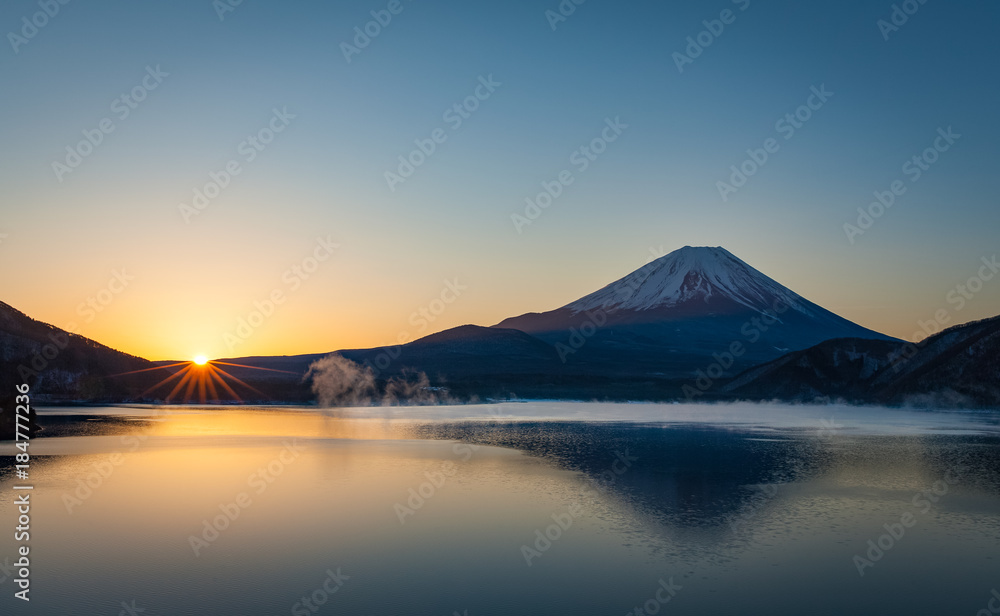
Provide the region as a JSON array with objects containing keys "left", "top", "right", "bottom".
[
  {"left": 565, "top": 246, "right": 809, "bottom": 316},
  {"left": 493, "top": 245, "right": 894, "bottom": 377}
]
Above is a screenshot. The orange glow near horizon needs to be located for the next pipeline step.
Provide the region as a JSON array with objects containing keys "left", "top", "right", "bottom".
[
  {"left": 48, "top": 294, "right": 998, "bottom": 362},
  {"left": 7, "top": 243, "right": 1000, "bottom": 362},
  {"left": 110, "top": 359, "right": 297, "bottom": 404}
]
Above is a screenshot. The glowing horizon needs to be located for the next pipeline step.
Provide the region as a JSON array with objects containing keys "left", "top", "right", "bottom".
[
  {"left": 5, "top": 242, "right": 997, "bottom": 362},
  {"left": 1, "top": 1, "right": 997, "bottom": 361}
]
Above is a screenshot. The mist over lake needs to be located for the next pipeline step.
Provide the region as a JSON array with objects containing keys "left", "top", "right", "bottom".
[
  {"left": 2, "top": 403, "right": 998, "bottom": 616},
  {"left": 3, "top": 0, "right": 999, "bottom": 614}
]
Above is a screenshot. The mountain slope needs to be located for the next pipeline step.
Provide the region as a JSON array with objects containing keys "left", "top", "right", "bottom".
[
  {"left": 256, "top": 246, "right": 895, "bottom": 398},
  {"left": 336, "top": 325, "right": 561, "bottom": 378},
  {"left": 721, "top": 338, "right": 901, "bottom": 402},
  {"left": 873, "top": 315, "right": 1000, "bottom": 406},
  {"left": 723, "top": 314, "right": 1000, "bottom": 407},
  {"left": 216, "top": 325, "right": 566, "bottom": 401},
  {"left": 494, "top": 246, "right": 895, "bottom": 377},
  {"left": 218, "top": 326, "right": 560, "bottom": 378},
  {"left": 0, "top": 300, "right": 155, "bottom": 401},
  {"left": 565, "top": 246, "right": 809, "bottom": 314}
]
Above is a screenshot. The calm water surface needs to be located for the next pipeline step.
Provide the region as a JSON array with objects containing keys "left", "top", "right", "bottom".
[{"left": 1, "top": 402, "right": 999, "bottom": 615}]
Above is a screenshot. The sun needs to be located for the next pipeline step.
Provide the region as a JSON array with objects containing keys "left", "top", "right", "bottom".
[{"left": 109, "top": 354, "right": 296, "bottom": 404}]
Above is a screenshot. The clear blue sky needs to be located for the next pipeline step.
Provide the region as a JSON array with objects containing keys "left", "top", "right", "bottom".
[{"left": 1, "top": 0, "right": 998, "bottom": 359}]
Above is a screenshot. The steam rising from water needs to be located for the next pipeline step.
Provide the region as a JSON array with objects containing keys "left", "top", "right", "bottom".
[{"left": 305, "top": 354, "right": 450, "bottom": 407}]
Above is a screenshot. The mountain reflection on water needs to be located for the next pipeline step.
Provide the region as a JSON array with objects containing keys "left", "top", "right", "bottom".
[{"left": 2, "top": 403, "right": 998, "bottom": 616}]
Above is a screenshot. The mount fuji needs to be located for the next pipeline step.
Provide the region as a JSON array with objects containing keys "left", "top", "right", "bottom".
[
  {"left": 204, "top": 245, "right": 901, "bottom": 401},
  {"left": 493, "top": 246, "right": 895, "bottom": 377},
  {"left": 5, "top": 245, "right": 993, "bottom": 406}
]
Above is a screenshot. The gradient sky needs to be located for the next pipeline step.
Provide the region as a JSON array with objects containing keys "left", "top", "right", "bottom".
[{"left": 1, "top": 0, "right": 998, "bottom": 361}]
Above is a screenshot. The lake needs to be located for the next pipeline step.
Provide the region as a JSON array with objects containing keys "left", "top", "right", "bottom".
[{"left": 2, "top": 402, "right": 999, "bottom": 615}]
